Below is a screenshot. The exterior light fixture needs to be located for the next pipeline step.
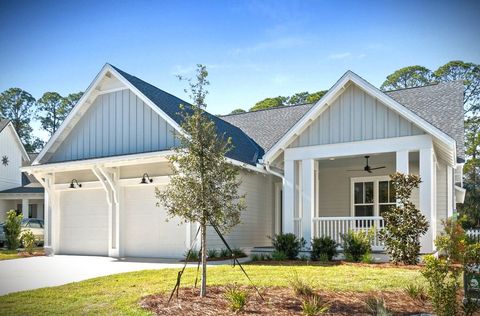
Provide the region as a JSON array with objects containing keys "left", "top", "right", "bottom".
[
  {"left": 69, "top": 179, "right": 82, "bottom": 189},
  {"left": 140, "top": 173, "right": 153, "bottom": 184}
]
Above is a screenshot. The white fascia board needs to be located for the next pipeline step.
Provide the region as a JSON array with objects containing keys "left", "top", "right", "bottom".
[
  {"left": 33, "top": 64, "right": 113, "bottom": 165},
  {"left": 23, "top": 150, "right": 174, "bottom": 173},
  {"left": 284, "top": 134, "right": 433, "bottom": 161},
  {"left": 263, "top": 71, "right": 457, "bottom": 164},
  {"left": 0, "top": 193, "right": 44, "bottom": 200},
  {"left": 6, "top": 122, "right": 30, "bottom": 162}
]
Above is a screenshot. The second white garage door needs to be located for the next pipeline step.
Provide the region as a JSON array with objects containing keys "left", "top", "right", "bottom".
[{"left": 123, "top": 186, "right": 186, "bottom": 258}]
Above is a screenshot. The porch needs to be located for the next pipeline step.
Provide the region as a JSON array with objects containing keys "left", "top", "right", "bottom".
[{"left": 280, "top": 135, "right": 442, "bottom": 253}]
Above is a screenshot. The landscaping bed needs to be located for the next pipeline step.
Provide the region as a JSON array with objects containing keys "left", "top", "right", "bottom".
[{"left": 141, "top": 285, "right": 433, "bottom": 315}]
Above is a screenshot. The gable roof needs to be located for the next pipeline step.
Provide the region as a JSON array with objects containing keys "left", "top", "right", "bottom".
[
  {"left": 221, "top": 81, "right": 465, "bottom": 163},
  {"left": 35, "top": 64, "right": 263, "bottom": 166},
  {"left": 0, "top": 119, "right": 30, "bottom": 162},
  {"left": 228, "top": 72, "right": 460, "bottom": 166},
  {"left": 385, "top": 82, "right": 464, "bottom": 158}
]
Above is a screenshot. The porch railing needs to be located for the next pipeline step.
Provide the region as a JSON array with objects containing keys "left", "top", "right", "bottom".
[{"left": 312, "top": 216, "right": 385, "bottom": 251}]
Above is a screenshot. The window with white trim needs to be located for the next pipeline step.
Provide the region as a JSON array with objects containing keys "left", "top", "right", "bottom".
[{"left": 351, "top": 176, "right": 395, "bottom": 217}]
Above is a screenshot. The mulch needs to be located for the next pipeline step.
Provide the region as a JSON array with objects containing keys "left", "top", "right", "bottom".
[
  {"left": 17, "top": 250, "right": 45, "bottom": 258},
  {"left": 140, "top": 286, "right": 433, "bottom": 315}
]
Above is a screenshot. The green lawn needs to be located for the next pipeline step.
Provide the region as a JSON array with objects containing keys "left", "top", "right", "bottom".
[
  {"left": 0, "top": 249, "right": 21, "bottom": 261},
  {"left": 0, "top": 248, "right": 44, "bottom": 261},
  {"left": 0, "top": 263, "right": 424, "bottom": 315}
]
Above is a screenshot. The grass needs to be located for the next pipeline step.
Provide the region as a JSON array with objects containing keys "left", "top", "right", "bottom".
[
  {"left": 0, "top": 264, "right": 425, "bottom": 315},
  {"left": 0, "top": 249, "right": 21, "bottom": 261},
  {"left": 0, "top": 248, "right": 44, "bottom": 261}
]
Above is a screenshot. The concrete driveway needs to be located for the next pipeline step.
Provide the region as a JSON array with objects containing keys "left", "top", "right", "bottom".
[{"left": 0, "top": 255, "right": 227, "bottom": 296}]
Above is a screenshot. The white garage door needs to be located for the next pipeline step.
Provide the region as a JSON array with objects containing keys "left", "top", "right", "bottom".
[
  {"left": 124, "top": 186, "right": 186, "bottom": 258},
  {"left": 59, "top": 189, "right": 108, "bottom": 255}
]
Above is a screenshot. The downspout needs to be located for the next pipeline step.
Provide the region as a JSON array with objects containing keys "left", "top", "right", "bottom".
[{"left": 264, "top": 162, "right": 284, "bottom": 180}]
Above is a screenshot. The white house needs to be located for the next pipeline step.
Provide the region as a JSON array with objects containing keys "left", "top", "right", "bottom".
[
  {"left": 22, "top": 64, "right": 465, "bottom": 258},
  {"left": 0, "top": 120, "right": 45, "bottom": 221}
]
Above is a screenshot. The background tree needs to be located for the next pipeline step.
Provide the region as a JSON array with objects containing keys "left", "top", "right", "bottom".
[
  {"left": 0, "top": 88, "right": 43, "bottom": 152},
  {"left": 62, "top": 92, "right": 84, "bottom": 115},
  {"left": 249, "top": 96, "right": 286, "bottom": 111},
  {"left": 229, "top": 108, "right": 246, "bottom": 114},
  {"left": 380, "top": 66, "right": 435, "bottom": 91},
  {"left": 434, "top": 60, "right": 480, "bottom": 115},
  {"left": 156, "top": 65, "right": 245, "bottom": 297},
  {"left": 306, "top": 90, "right": 328, "bottom": 103},
  {"left": 286, "top": 92, "right": 309, "bottom": 105},
  {"left": 36, "top": 92, "right": 67, "bottom": 136}
]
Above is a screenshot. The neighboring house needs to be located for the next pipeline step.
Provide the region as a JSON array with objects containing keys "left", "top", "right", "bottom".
[
  {"left": 23, "top": 64, "right": 465, "bottom": 258},
  {"left": 0, "top": 120, "right": 45, "bottom": 222}
]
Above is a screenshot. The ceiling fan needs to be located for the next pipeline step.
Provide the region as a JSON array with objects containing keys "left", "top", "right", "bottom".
[{"left": 347, "top": 156, "right": 386, "bottom": 173}]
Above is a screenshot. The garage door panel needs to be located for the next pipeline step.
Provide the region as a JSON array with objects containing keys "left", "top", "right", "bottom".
[
  {"left": 59, "top": 189, "right": 108, "bottom": 256},
  {"left": 124, "top": 186, "right": 186, "bottom": 258}
]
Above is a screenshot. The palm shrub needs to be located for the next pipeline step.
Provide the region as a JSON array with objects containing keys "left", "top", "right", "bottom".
[
  {"left": 4, "top": 210, "right": 22, "bottom": 250},
  {"left": 379, "top": 172, "right": 429, "bottom": 265},
  {"left": 311, "top": 236, "right": 337, "bottom": 261},
  {"left": 270, "top": 233, "right": 306, "bottom": 260},
  {"left": 223, "top": 284, "right": 248, "bottom": 312},
  {"left": 341, "top": 229, "right": 373, "bottom": 262}
]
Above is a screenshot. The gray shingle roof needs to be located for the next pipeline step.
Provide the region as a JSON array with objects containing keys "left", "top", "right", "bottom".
[
  {"left": 221, "top": 104, "right": 312, "bottom": 151},
  {"left": 221, "top": 81, "right": 464, "bottom": 160},
  {"left": 110, "top": 65, "right": 263, "bottom": 165},
  {"left": 385, "top": 81, "right": 464, "bottom": 159},
  {"left": 0, "top": 186, "right": 44, "bottom": 194}
]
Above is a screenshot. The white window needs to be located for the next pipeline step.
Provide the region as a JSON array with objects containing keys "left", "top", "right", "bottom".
[{"left": 351, "top": 176, "right": 395, "bottom": 217}]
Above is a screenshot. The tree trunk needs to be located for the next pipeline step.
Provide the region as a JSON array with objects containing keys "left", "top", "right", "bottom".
[{"left": 200, "top": 222, "right": 207, "bottom": 297}]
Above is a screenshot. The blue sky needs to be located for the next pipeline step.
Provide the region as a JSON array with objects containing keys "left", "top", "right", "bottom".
[{"left": 1, "top": 0, "right": 479, "bottom": 140}]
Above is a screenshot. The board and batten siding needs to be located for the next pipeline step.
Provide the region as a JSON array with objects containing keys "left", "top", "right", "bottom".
[
  {"left": 289, "top": 84, "right": 424, "bottom": 148},
  {"left": 49, "top": 89, "right": 181, "bottom": 163},
  {"left": 206, "top": 171, "right": 275, "bottom": 250},
  {"left": 0, "top": 126, "right": 23, "bottom": 191}
]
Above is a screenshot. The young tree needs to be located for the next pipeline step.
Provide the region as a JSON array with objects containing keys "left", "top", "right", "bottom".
[
  {"left": 4, "top": 210, "right": 23, "bottom": 250},
  {"left": 156, "top": 65, "right": 246, "bottom": 297},
  {"left": 379, "top": 172, "right": 429, "bottom": 264},
  {"left": 0, "top": 88, "right": 42, "bottom": 152},
  {"left": 380, "top": 66, "right": 435, "bottom": 91}
]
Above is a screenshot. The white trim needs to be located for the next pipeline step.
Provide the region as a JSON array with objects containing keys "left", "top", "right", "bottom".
[
  {"left": 0, "top": 193, "right": 44, "bottom": 200},
  {"left": 2, "top": 122, "right": 30, "bottom": 162},
  {"left": 350, "top": 176, "right": 393, "bottom": 217},
  {"left": 263, "top": 71, "right": 457, "bottom": 165},
  {"left": 33, "top": 64, "right": 187, "bottom": 165},
  {"left": 285, "top": 134, "right": 433, "bottom": 161}
]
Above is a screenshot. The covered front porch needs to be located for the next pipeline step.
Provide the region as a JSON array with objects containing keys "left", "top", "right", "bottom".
[{"left": 281, "top": 135, "right": 439, "bottom": 253}]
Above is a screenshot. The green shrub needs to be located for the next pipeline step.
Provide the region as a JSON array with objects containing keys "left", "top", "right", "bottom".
[
  {"left": 311, "top": 236, "right": 337, "bottom": 261},
  {"left": 379, "top": 173, "right": 429, "bottom": 265},
  {"left": 271, "top": 250, "right": 287, "bottom": 261},
  {"left": 184, "top": 249, "right": 199, "bottom": 261},
  {"left": 361, "top": 253, "right": 374, "bottom": 264},
  {"left": 435, "top": 219, "right": 467, "bottom": 262},
  {"left": 299, "top": 254, "right": 310, "bottom": 261},
  {"left": 206, "top": 249, "right": 218, "bottom": 258},
  {"left": 364, "top": 297, "right": 391, "bottom": 316},
  {"left": 341, "top": 229, "right": 373, "bottom": 262},
  {"left": 20, "top": 230, "right": 36, "bottom": 254},
  {"left": 404, "top": 283, "right": 428, "bottom": 301},
  {"left": 421, "top": 255, "right": 461, "bottom": 316},
  {"left": 223, "top": 284, "right": 248, "bottom": 312},
  {"left": 251, "top": 253, "right": 271, "bottom": 261},
  {"left": 270, "top": 233, "right": 306, "bottom": 260},
  {"left": 219, "top": 248, "right": 230, "bottom": 258},
  {"left": 301, "top": 295, "right": 330, "bottom": 315},
  {"left": 231, "top": 247, "right": 246, "bottom": 258},
  {"left": 4, "top": 210, "right": 22, "bottom": 250},
  {"left": 290, "top": 271, "right": 314, "bottom": 297}
]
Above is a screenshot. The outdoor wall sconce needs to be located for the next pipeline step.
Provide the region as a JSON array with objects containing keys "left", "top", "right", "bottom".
[
  {"left": 69, "top": 179, "right": 82, "bottom": 189},
  {"left": 140, "top": 173, "right": 153, "bottom": 184}
]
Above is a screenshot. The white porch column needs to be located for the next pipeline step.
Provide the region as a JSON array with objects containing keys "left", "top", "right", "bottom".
[
  {"left": 419, "top": 147, "right": 435, "bottom": 253},
  {"left": 302, "top": 159, "right": 315, "bottom": 247},
  {"left": 396, "top": 150, "right": 409, "bottom": 174},
  {"left": 283, "top": 159, "right": 295, "bottom": 234},
  {"left": 22, "top": 198, "right": 29, "bottom": 219}
]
